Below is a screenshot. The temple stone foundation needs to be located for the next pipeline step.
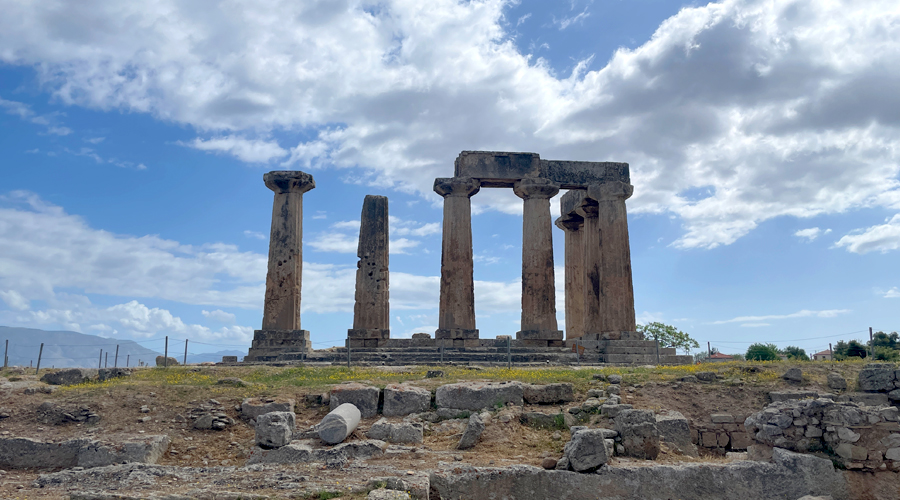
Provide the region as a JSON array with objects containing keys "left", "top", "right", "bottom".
[{"left": 239, "top": 152, "right": 692, "bottom": 366}]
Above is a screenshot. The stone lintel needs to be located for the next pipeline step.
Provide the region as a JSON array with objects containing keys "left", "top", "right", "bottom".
[
  {"left": 435, "top": 328, "right": 479, "bottom": 340},
  {"left": 560, "top": 189, "right": 588, "bottom": 217},
  {"left": 347, "top": 328, "right": 390, "bottom": 340},
  {"left": 454, "top": 151, "right": 629, "bottom": 188},
  {"left": 516, "top": 329, "right": 564, "bottom": 341}
]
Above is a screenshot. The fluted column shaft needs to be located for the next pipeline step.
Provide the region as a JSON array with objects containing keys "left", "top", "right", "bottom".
[
  {"left": 556, "top": 215, "right": 585, "bottom": 340},
  {"left": 434, "top": 177, "right": 481, "bottom": 337},
  {"left": 262, "top": 171, "right": 315, "bottom": 331},
  {"left": 514, "top": 178, "right": 561, "bottom": 336},
  {"left": 583, "top": 181, "right": 636, "bottom": 334},
  {"left": 576, "top": 200, "right": 602, "bottom": 335}
]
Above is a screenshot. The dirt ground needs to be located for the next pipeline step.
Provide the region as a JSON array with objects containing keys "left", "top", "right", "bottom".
[{"left": 0, "top": 362, "right": 894, "bottom": 499}]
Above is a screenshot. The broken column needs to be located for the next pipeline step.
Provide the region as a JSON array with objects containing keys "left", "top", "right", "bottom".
[
  {"left": 246, "top": 171, "right": 315, "bottom": 362},
  {"left": 434, "top": 177, "right": 481, "bottom": 346},
  {"left": 514, "top": 178, "right": 563, "bottom": 347},
  {"left": 583, "top": 181, "right": 636, "bottom": 336},
  {"left": 348, "top": 195, "right": 390, "bottom": 348},
  {"left": 556, "top": 189, "right": 587, "bottom": 340}
]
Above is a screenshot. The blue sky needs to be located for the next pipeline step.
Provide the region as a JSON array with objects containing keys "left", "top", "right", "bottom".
[{"left": 0, "top": 0, "right": 898, "bottom": 358}]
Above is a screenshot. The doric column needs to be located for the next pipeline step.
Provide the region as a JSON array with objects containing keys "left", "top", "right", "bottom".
[
  {"left": 576, "top": 198, "right": 601, "bottom": 337},
  {"left": 585, "top": 181, "right": 636, "bottom": 335},
  {"left": 555, "top": 214, "right": 585, "bottom": 340},
  {"left": 434, "top": 177, "right": 481, "bottom": 343},
  {"left": 514, "top": 178, "right": 562, "bottom": 344},
  {"left": 261, "top": 171, "right": 315, "bottom": 331},
  {"left": 348, "top": 195, "right": 390, "bottom": 347}
]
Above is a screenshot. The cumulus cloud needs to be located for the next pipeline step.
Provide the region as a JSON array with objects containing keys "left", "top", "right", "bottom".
[
  {"left": 884, "top": 287, "right": 900, "bottom": 298},
  {"left": 308, "top": 216, "right": 437, "bottom": 254},
  {"left": 2, "top": 0, "right": 900, "bottom": 248},
  {"left": 712, "top": 309, "right": 851, "bottom": 324},
  {"left": 833, "top": 214, "right": 900, "bottom": 254},
  {"left": 180, "top": 136, "right": 288, "bottom": 163},
  {"left": 794, "top": 227, "right": 831, "bottom": 241},
  {"left": 202, "top": 309, "right": 236, "bottom": 323}
]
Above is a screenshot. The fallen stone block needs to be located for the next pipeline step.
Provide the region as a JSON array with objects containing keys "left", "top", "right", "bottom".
[
  {"left": 858, "top": 363, "right": 896, "bottom": 392},
  {"left": 40, "top": 368, "right": 96, "bottom": 386},
  {"left": 523, "top": 383, "right": 574, "bottom": 404},
  {"left": 563, "top": 429, "right": 609, "bottom": 472},
  {"left": 768, "top": 390, "right": 819, "bottom": 403},
  {"left": 331, "top": 382, "right": 380, "bottom": 418},
  {"left": 827, "top": 372, "right": 847, "bottom": 391},
  {"left": 521, "top": 411, "right": 565, "bottom": 430},
  {"left": 436, "top": 381, "right": 523, "bottom": 411},
  {"left": 457, "top": 413, "right": 484, "bottom": 450},
  {"left": 782, "top": 367, "right": 802, "bottom": 384},
  {"left": 246, "top": 439, "right": 385, "bottom": 465},
  {"left": 382, "top": 384, "right": 431, "bottom": 417},
  {"left": 155, "top": 356, "right": 179, "bottom": 366},
  {"left": 256, "top": 411, "right": 295, "bottom": 449},
  {"left": 655, "top": 410, "right": 697, "bottom": 457},
  {"left": 98, "top": 368, "right": 132, "bottom": 382},
  {"left": 835, "top": 392, "right": 890, "bottom": 406},
  {"left": 0, "top": 435, "right": 169, "bottom": 469},
  {"left": 319, "top": 403, "right": 362, "bottom": 444},
  {"left": 368, "top": 489, "right": 411, "bottom": 500},
  {"left": 614, "top": 409, "right": 659, "bottom": 460},
  {"left": 366, "top": 418, "right": 424, "bottom": 444},
  {"left": 241, "top": 398, "right": 295, "bottom": 422},
  {"left": 77, "top": 435, "right": 170, "bottom": 468}
]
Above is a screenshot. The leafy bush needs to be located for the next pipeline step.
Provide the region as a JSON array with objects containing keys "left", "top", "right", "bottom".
[{"left": 746, "top": 343, "right": 781, "bottom": 361}]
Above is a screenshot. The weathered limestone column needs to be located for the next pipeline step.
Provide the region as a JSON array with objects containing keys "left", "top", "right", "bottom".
[
  {"left": 348, "top": 195, "right": 390, "bottom": 348},
  {"left": 245, "top": 171, "right": 315, "bottom": 362},
  {"left": 576, "top": 197, "right": 602, "bottom": 337},
  {"left": 513, "top": 178, "right": 562, "bottom": 346},
  {"left": 262, "top": 171, "right": 315, "bottom": 330},
  {"left": 434, "top": 177, "right": 481, "bottom": 345},
  {"left": 584, "top": 181, "right": 636, "bottom": 336},
  {"left": 555, "top": 214, "right": 585, "bottom": 340}
]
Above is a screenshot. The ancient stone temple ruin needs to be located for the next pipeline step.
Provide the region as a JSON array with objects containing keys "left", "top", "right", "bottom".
[{"left": 243, "top": 152, "right": 692, "bottom": 365}]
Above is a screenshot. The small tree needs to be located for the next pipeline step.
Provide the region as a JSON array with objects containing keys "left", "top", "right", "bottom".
[
  {"left": 873, "top": 346, "right": 899, "bottom": 361},
  {"left": 781, "top": 346, "right": 809, "bottom": 361},
  {"left": 638, "top": 322, "right": 700, "bottom": 355},
  {"left": 746, "top": 343, "right": 780, "bottom": 361},
  {"left": 870, "top": 331, "right": 899, "bottom": 350},
  {"left": 834, "top": 340, "right": 868, "bottom": 360}
]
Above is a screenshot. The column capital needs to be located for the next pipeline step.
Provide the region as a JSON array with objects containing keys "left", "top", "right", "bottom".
[
  {"left": 555, "top": 214, "right": 583, "bottom": 232},
  {"left": 264, "top": 171, "right": 316, "bottom": 194},
  {"left": 513, "top": 178, "right": 560, "bottom": 200},
  {"left": 585, "top": 181, "right": 633, "bottom": 202},
  {"left": 434, "top": 177, "right": 481, "bottom": 198},
  {"left": 575, "top": 198, "right": 599, "bottom": 219}
]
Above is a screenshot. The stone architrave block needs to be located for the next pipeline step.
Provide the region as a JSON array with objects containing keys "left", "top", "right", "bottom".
[
  {"left": 40, "top": 369, "right": 97, "bottom": 386},
  {"left": 383, "top": 384, "right": 431, "bottom": 417},
  {"left": 858, "top": 364, "right": 897, "bottom": 392},
  {"left": 0, "top": 436, "right": 170, "bottom": 469},
  {"left": 563, "top": 429, "right": 610, "bottom": 472},
  {"left": 614, "top": 409, "right": 660, "bottom": 460},
  {"left": 435, "top": 382, "right": 524, "bottom": 411},
  {"left": 256, "top": 411, "right": 296, "bottom": 449},
  {"left": 330, "top": 383, "right": 380, "bottom": 418},
  {"left": 523, "top": 383, "right": 575, "bottom": 404},
  {"left": 457, "top": 413, "right": 485, "bottom": 450},
  {"left": 655, "top": 411, "right": 697, "bottom": 457},
  {"left": 241, "top": 398, "right": 295, "bottom": 422}
]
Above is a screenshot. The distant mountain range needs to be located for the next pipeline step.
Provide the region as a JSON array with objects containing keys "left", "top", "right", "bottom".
[{"left": 0, "top": 326, "right": 161, "bottom": 369}]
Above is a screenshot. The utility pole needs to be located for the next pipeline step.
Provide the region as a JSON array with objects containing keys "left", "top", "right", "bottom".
[{"left": 869, "top": 327, "right": 874, "bottom": 359}]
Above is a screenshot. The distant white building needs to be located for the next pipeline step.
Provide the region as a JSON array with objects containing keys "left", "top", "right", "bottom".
[{"left": 813, "top": 349, "right": 833, "bottom": 361}]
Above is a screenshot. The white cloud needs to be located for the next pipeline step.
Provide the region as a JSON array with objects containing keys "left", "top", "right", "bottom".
[
  {"left": 0, "top": 96, "right": 72, "bottom": 135},
  {"left": 2, "top": 0, "right": 900, "bottom": 248},
  {"left": 885, "top": 287, "right": 900, "bottom": 298},
  {"left": 84, "top": 137, "right": 105, "bottom": 144},
  {"left": 308, "top": 232, "right": 358, "bottom": 253},
  {"left": 201, "top": 309, "right": 236, "bottom": 323},
  {"left": 309, "top": 217, "right": 437, "bottom": 254},
  {"left": 712, "top": 309, "right": 851, "bottom": 324},
  {"left": 0, "top": 290, "right": 29, "bottom": 311},
  {"left": 794, "top": 227, "right": 831, "bottom": 241},
  {"left": 554, "top": 7, "right": 590, "bottom": 30},
  {"left": 243, "top": 230, "right": 266, "bottom": 240},
  {"left": 833, "top": 214, "right": 900, "bottom": 254},
  {"left": 181, "top": 136, "right": 287, "bottom": 163},
  {"left": 740, "top": 322, "right": 771, "bottom": 327}
]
